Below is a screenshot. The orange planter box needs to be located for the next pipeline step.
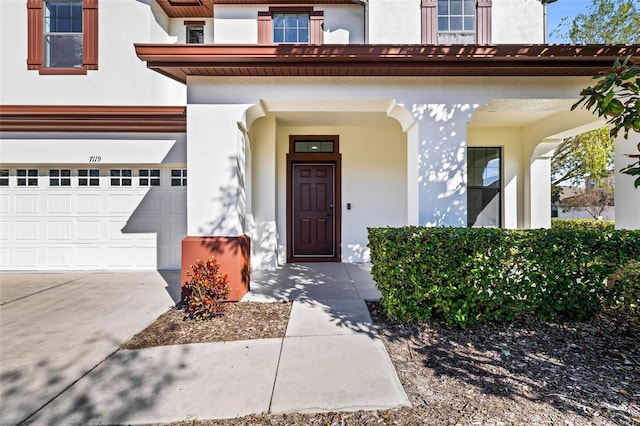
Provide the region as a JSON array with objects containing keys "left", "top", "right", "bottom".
[{"left": 181, "top": 235, "right": 251, "bottom": 302}]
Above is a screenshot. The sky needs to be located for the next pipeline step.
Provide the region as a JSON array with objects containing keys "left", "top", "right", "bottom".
[{"left": 546, "top": 0, "right": 593, "bottom": 43}]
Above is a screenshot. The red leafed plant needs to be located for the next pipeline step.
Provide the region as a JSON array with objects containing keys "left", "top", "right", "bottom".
[{"left": 183, "top": 257, "right": 231, "bottom": 320}]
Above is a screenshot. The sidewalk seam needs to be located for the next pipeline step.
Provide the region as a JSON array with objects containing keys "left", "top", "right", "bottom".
[
  {"left": 19, "top": 347, "right": 122, "bottom": 424},
  {"left": 1, "top": 277, "right": 84, "bottom": 306}
]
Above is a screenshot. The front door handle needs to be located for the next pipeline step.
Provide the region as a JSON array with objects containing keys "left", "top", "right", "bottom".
[{"left": 328, "top": 203, "right": 333, "bottom": 217}]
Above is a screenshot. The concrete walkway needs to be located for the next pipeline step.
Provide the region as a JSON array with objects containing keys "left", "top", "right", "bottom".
[{"left": 0, "top": 264, "right": 408, "bottom": 425}]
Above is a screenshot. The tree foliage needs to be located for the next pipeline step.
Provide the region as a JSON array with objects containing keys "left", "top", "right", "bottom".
[
  {"left": 552, "top": 0, "right": 640, "bottom": 44},
  {"left": 573, "top": 57, "right": 640, "bottom": 187},
  {"left": 551, "top": 127, "right": 614, "bottom": 187}
]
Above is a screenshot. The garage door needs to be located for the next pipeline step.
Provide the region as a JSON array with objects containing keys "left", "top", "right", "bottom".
[{"left": 0, "top": 165, "right": 186, "bottom": 270}]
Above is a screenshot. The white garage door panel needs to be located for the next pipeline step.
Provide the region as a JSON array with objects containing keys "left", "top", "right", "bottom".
[
  {"left": 0, "top": 166, "right": 187, "bottom": 271},
  {"left": 16, "top": 195, "right": 39, "bottom": 214}
]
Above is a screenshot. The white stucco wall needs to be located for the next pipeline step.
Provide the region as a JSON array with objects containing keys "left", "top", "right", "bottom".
[
  {"left": 0, "top": 0, "right": 185, "bottom": 105},
  {"left": 492, "top": 0, "right": 545, "bottom": 44},
  {"left": 368, "top": 0, "right": 421, "bottom": 44},
  {"left": 213, "top": 5, "right": 364, "bottom": 44}
]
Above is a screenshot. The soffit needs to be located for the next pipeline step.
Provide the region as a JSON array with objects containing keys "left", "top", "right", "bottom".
[
  {"left": 134, "top": 44, "right": 640, "bottom": 84},
  {"left": 155, "top": 0, "right": 354, "bottom": 18}
]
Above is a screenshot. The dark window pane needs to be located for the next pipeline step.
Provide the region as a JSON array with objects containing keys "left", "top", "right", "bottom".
[
  {"left": 50, "top": 169, "right": 59, "bottom": 177},
  {"left": 450, "top": 0, "right": 462, "bottom": 15},
  {"left": 61, "top": 169, "right": 71, "bottom": 177},
  {"left": 17, "top": 170, "right": 26, "bottom": 177},
  {"left": 122, "top": 170, "right": 132, "bottom": 177},
  {"left": 151, "top": 169, "right": 160, "bottom": 177},
  {"left": 150, "top": 179, "right": 160, "bottom": 186},
  {"left": 450, "top": 16, "right": 462, "bottom": 31},
  {"left": 28, "top": 170, "right": 38, "bottom": 177},
  {"left": 140, "top": 170, "right": 149, "bottom": 177},
  {"left": 298, "top": 30, "right": 309, "bottom": 43},
  {"left": 140, "top": 178, "right": 149, "bottom": 186},
  {"left": 111, "top": 170, "right": 120, "bottom": 176},
  {"left": 464, "top": 0, "right": 475, "bottom": 14},
  {"left": 90, "top": 169, "right": 99, "bottom": 177},
  {"left": 44, "top": 34, "right": 83, "bottom": 68},
  {"left": 111, "top": 178, "right": 120, "bottom": 186},
  {"left": 79, "top": 178, "right": 88, "bottom": 186},
  {"left": 273, "top": 16, "right": 284, "bottom": 28},
  {"left": 285, "top": 29, "right": 297, "bottom": 42},
  {"left": 28, "top": 179, "right": 38, "bottom": 186},
  {"left": 171, "top": 169, "right": 181, "bottom": 177},
  {"left": 89, "top": 178, "right": 99, "bottom": 186},
  {"left": 438, "top": 17, "right": 449, "bottom": 31},
  {"left": 79, "top": 169, "right": 88, "bottom": 177},
  {"left": 464, "top": 16, "right": 475, "bottom": 31},
  {"left": 122, "top": 179, "right": 131, "bottom": 186},
  {"left": 61, "top": 178, "right": 71, "bottom": 186},
  {"left": 438, "top": 0, "right": 449, "bottom": 14},
  {"left": 0, "top": 170, "right": 8, "bottom": 177},
  {"left": 171, "top": 179, "right": 181, "bottom": 186}
]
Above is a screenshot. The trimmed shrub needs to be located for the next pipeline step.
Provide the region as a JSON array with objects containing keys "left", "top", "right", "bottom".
[
  {"left": 368, "top": 227, "right": 640, "bottom": 327},
  {"left": 612, "top": 260, "right": 640, "bottom": 324},
  {"left": 551, "top": 218, "right": 615, "bottom": 231},
  {"left": 183, "top": 257, "right": 231, "bottom": 320}
]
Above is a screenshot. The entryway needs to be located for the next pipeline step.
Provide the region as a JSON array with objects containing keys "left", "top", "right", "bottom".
[{"left": 287, "top": 136, "right": 341, "bottom": 262}]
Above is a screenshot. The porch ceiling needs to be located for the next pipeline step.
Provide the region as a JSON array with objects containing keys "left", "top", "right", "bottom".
[
  {"left": 134, "top": 44, "right": 640, "bottom": 84},
  {"left": 275, "top": 111, "right": 399, "bottom": 127}
]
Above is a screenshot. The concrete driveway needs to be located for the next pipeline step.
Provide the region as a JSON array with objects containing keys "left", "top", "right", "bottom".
[{"left": 0, "top": 271, "right": 179, "bottom": 425}]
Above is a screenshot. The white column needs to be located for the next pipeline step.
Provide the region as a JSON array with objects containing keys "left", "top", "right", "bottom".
[
  {"left": 529, "top": 155, "right": 552, "bottom": 229},
  {"left": 406, "top": 123, "right": 419, "bottom": 225},
  {"left": 249, "top": 115, "right": 279, "bottom": 269},
  {"left": 615, "top": 133, "right": 640, "bottom": 229},
  {"left": 186, "top": 104, "right": 251, "bottom": 237}
]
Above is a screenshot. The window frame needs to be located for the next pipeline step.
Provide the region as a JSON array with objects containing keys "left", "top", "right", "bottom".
[
  {"left": 436, "top": 0, "right": 476, "bottom": 33},
  {"left": 109, "top": 169, "right": 132, "bottom": 187},
  {"left": 17, "top": 169, "right": 39, "bottom": 187},
  {"left": 467, "top": 147, "right": 502, "bottom": 228},
  {"left": 258, "top": 7, "right": 323, "bottom": 45},
  {"left": 139, "top": 168, "right": 161, "bottom": 187},
  {"left": 0, "top": 169, "right": 9, "bottom": 187},
  {"left": 184, "top": 20, "right": 205, "bottom": 44},
  {"left": 421, "top": 0, "right": 492, "bottom": 44},
  {"left": 78, "top": 168, "right": 100, "bottom": 187},
  {"left": 171, "top": 169, "right": 187, "bottom": 187},
  {"left": 49, "top": 168, "right": 71, "bottom": 187},
  {"left": 27, "top": 0, "right": 99, "bottom": 74}
]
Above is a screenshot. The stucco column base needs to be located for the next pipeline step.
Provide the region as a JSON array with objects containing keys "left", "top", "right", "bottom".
[{"left": 181, "top": 236, "right": 251, "bottom": 302}]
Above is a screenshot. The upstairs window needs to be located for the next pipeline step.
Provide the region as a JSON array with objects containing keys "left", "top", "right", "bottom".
[
  {"left": 273, "top": 13, "right": 309, "bottom": 44},
  {"left": 44, "top": 1, "right": 83, "bottom": 68},
  {"left": 258, "top": 8, "right": 323, "bottom": 45},
  {"left": 437, "top": 0, "right": 475, "bottom": 32},
  {"left": 27, "top": 0, "right": 98, "bottom": 74},
  {"left": 184, "top": 20, "right": 204, "bottom": 44},
  {"left": 422, "top": 0, "right": 491, "bottom": 44}
]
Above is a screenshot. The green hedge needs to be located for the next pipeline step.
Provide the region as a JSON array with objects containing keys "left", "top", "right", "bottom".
[
  {"left": 551, "top": 218, "right": 615, "bottom": 231},
  {"left": 368, "top": 227, "right": 640, "bottom": 327}
]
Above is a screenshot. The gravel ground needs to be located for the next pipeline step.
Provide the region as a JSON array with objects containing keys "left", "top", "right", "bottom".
[{"left": 125, "top": 302, "right": 640, "bottom": 426}]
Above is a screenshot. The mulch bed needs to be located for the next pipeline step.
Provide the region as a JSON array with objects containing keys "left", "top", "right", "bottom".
[
  {"left": 126, "top": 301, "right": 640, "bottom": 425},
  {"left": 122, "top": 301, "right": 292, "bottom": 349}
]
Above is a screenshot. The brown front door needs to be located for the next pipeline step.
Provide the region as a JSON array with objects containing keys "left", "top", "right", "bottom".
[{"left": 292, "top": 163, "right": 335, "bottom": 258}]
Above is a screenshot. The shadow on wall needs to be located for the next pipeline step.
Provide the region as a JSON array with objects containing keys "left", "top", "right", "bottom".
[
  {"left": 194, "top": 155, "right": 250, "bottom": 287},
  {"left": 121, "top": 185, "right": 186, "bottom": 271},
  {"left": 414, "top": 103, "right": 476, "bottom": 227}
]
